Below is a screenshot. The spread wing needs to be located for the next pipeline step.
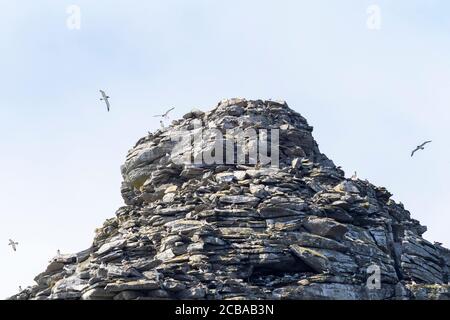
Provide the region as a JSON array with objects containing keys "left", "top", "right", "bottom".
[
  {"left": 9, "top": 240, "right": 17, "bottom": 251},
  {"left": 99, "top": 90, "right": 106, "bottom": 97},
  {"left": 104, "top": 98, "right": 110, "bottom": 112},
  {"left": 419, "top": 140, "right": 432, "bottom": 148},
  {"left": 153, "top": 114, "right": 164, "bottom": 117},
  {"left": 411, "top": 147, "right": 419, "bottom": 157},
  {"left": 164, "top": 107, "right": 175, "bottom": 116}
]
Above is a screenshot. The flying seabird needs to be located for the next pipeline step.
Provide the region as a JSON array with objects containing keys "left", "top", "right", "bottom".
[
  {"left": 154, "top": 107, "right": 175, "bottom": 119},
  {"left": 411, "top": 140, "right": 432, "bottom": 157},
  {"left": 99, "top": 90, "right": 111, "bottom": 112},
  {"left": 8, "top": 239, "right": 18, "bottom": 252}
]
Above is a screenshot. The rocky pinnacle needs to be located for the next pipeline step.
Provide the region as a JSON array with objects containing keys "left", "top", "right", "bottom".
[{"left": 11, "top": 98, "right": 450, "bottom": 300}]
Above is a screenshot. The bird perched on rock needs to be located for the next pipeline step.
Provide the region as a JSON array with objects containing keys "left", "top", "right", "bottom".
[
  {"left": 351, "top": 171, "right": 358, "bottom": 180},
  {"left": 411, "top": 140, "right": 432, "bottom": 157},
  {"left": 8, "top": 239, "right": 18, "bottom": 252},
  {"left": 99, "top": 90, "right": 111, "bottom": 112},
  {"left": 154, "top": 107, "right": 175, "bottom": 119}
]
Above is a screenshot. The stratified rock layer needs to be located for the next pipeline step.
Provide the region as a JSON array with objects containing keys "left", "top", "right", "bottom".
[{"left": 12, "top": 99, "right": 450, "bottom": 300}]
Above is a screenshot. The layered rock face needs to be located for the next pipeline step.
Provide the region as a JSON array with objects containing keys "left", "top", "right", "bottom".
[{"left": 12, "top": 99, "right": 450, "bottom": 300}]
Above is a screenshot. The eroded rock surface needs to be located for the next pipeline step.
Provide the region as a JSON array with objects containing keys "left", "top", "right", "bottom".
[{"left": 11, "top": 99, "right": 449, "bottom": 300}]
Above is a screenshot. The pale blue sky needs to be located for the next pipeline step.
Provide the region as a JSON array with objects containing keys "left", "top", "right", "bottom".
[{"left": 1, "top": 0, "right": 449, "bottom": 298}]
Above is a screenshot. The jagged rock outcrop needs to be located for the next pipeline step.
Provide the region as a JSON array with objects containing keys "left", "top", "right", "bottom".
[{"left": 11, "top": 98, "right": 450, "bottom": 300}]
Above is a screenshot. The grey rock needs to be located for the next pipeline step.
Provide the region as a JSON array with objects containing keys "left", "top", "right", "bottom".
[
  {"left": 81, "top": 287, "right": 115, "bottom": 300},
  {"left": 105, "top": 280, "right": 159, "bottom": 292},
  {"left": 15, "top": 98, "right": 449, "bottom": 301},
  {"left": 177, "top": 287, "right": 206, "bottom": 299},
  {"left": 334, "top": 181, "right": 360, "bottom": 194},
  {"left": 290, "top": 245, "right": 330, "bottom": 273},
  {"left": 219, "top": 195, "right": 260, "bottom": 205},
  {"left": 51, "top": 276, "right": 89, "bottom": 298},
  {"left": 303, "top": 216, "right": 349, "bottom": 241}
]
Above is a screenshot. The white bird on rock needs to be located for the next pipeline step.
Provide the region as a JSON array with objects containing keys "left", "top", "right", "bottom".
[
  {"left": 99, "top": 90, "right": 111, "bottom": 112},
  {"left": 411, "top": 140, "right": 432, "bottom": 157},
  {"left": 8, "top": 239, "right": 18, "bottom": 252}
]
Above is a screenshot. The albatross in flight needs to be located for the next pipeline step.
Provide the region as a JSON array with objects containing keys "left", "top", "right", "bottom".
[
  {"left": 411, "top": 140, "right": 432, "bottom": 157},
  {"left": 154, "top": 107, "right": 175, "bottom": 119},
  {"left": 8, "top": 239, "right": 18, "bottom": 252},
  {"left": 99, "top": 90, "right": 111, "bottom": 112}
]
